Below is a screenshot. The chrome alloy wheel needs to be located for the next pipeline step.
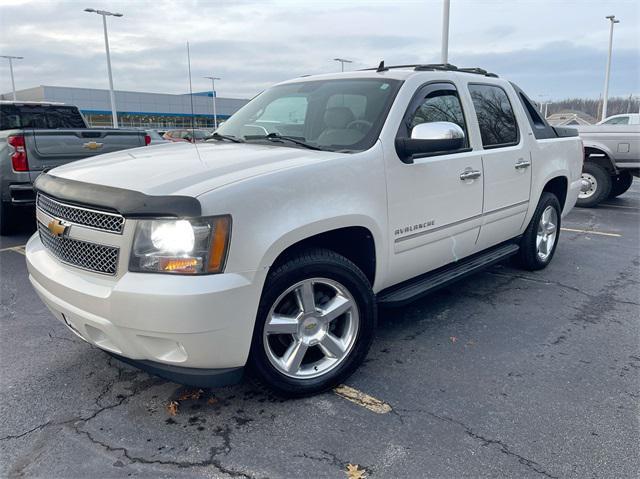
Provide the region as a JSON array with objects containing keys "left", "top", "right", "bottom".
[
  {"left": 263, "top": 278, "right": 359, "bottom": 379},
  {"left": 579, "top": 173, "right": 597, "bottom": 199},
  {"left": 536, "top": 205, "right": 558, "bottom": 262}
]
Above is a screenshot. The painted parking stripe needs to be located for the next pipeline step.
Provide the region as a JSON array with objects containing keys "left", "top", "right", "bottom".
[
  {"left": 0, "top": 245, "right": 26, "bottom": 255},
  {"left": 333, "top": 384, "right": 392, "bottom": 414},
  {"left": 561, "top": 228, "right": 621, "bottom": 237},
  {"left": 600, "top": 203, "right": 638, "bottom": 210}
]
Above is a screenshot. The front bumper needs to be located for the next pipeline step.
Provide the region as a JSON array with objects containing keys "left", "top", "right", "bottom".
[{"left": 26, "top": 232, "right": 265, "bottom": 375}]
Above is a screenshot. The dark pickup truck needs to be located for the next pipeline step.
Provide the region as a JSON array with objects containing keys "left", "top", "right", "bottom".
[{"left": 0, "top": 101, "right": 150, "bottom": 234}]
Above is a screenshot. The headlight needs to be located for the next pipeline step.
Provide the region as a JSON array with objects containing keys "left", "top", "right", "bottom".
[{"left": 129, "top": 216, "right": 231, "bottom": 274}]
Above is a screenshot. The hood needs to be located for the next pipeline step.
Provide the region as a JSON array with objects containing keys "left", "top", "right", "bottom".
[{"left": 49, "top": 142, "right": 342, "bottom": 197}]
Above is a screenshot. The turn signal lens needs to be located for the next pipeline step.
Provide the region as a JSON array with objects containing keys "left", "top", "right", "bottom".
[{"left": 207, "top": 216, "right": 231, "bottom": 273}]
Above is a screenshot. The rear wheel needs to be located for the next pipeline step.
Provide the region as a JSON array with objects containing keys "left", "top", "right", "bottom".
[
  {"left": 516, "top": 192, "right": 561, "bottom": 271},
  {"left": 608, "top": 171, "right": 633, "bottom": 198},
  {"left": 576, "top": 163, "right": 611, "bottom": 208},
  {"left": 0, "top": 201, "right": 15, "bottom": 236},
  {"left": 248, "top": 248, "right": 376, "bottom": 397}
]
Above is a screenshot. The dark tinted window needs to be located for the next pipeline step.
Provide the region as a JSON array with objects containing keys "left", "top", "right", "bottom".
[
  {"left": 408, "top": 89, "right": 467, "bottom": 143},
  {"left": 0, "top": 104, "right": 86, "bottom": 130},
  {"left": 468, "top": 84, "right": 518, "bottom": 147}
]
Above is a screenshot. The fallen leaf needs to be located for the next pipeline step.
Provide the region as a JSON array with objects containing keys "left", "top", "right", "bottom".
[
  {"left": 345, "top": 463, "right": 366, "bottom": 479},
  {"left": 166, "top": 400, "right": 179, "bottom": 416},
  {"left": 450, "top": 336, "right": 458, "bottom": 343},
  {"left": 178, "top": 389, "right": 203, "bottom": 401},
  {"left": 207, "top": 397, "right": 218, "bottom": 405}
]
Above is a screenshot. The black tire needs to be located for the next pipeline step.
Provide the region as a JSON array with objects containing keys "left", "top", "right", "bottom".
[
  {"left": 576, "top": 162, "right": 612, "bottom": 208},
  {"left": 608, "top": 171, "right": 634, "bottom": 198},
  {"left": 516, "top": 192, "right": 562, "bottom": 271},
  {"left": 248, "top": 248, "right": 376, "bottom": 397},
  {"left": 0, "top": 201, "right": 15, "bottom": 236}
]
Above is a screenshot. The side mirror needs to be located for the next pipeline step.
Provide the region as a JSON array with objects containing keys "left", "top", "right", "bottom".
[{"left": 395, "top": 121, "right": 465, "bottom": 163}]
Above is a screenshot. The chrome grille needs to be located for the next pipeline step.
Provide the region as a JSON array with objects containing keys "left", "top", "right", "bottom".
[
  {"left": 38, "top": 222, "right": 119, "bottom": 275},
  {"left": 37, "top": 194, "right": 124, "bottom": 234}
]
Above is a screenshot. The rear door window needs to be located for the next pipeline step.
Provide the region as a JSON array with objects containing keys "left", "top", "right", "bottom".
[
  {"left": 468, "top": 84, "right": 519, "bottom": 148},
  {"left": 0, "top": 104, "right": 86, "bottom": 130}
]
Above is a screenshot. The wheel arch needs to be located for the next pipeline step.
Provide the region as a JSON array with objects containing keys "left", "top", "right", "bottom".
[
  {"left": 542, "top": 176, "right": 568, "bottom": 211},
  {"left": 583, "top": 145, "right": 617, "bottom": 174},
  {"left": 260, "top": 219, "right": 381, "bottom": 288}
]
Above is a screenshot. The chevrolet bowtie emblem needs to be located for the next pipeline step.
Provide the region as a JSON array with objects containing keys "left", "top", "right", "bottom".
[
  {"left": 47, "top": 219, "right": 69, "bottom": 238},
  {"left": 82, "top": 141, "right": 104, "bottom": 150}
]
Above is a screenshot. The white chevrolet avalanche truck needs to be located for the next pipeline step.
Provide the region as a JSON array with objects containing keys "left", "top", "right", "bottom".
[{"left": 26, "top": 64, "right": 583, "bottom": 396}]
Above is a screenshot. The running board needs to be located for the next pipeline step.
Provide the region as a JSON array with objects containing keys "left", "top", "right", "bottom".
[{"left": 377, "top": 243, "right": 520, "bottom": 307}]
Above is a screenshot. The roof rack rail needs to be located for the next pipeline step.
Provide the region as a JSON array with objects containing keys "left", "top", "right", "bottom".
[{"left": 362, "top": 61, "right": 498, "bottom": 78}]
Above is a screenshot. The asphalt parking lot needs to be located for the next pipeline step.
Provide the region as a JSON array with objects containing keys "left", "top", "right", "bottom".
[{"left": 1, "top": 185, "right": 638, "bottom": 479}]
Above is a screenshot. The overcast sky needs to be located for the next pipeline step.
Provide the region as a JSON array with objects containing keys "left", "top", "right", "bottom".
[{"left": 0, "top": 0, "right": 638, "bottom": 101}]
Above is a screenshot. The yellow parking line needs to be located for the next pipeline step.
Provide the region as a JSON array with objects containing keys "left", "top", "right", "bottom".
[
  {"left": 333, "top": 384, "right": 392, "bottom": 414},
  {"left": 0, "top": 245, "right": 26, "bottom": 255},
  {"left": 561, "top": 228, "right": 621, "bottom": 237}
]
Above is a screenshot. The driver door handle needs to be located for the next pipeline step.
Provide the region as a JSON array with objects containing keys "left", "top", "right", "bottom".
[
  {"left": 459, "top": 168, "right": 482, "bottom": 181},
  {"left": 515, "top": 159, "right": 531, "bottom": 169}
]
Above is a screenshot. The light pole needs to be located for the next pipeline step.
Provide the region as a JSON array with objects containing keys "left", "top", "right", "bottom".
[
  {"left": 204, "top": 76, "right": 221, "bottom": 129},
  {"left": 0, "top": 55, "right": 24, "bottom": 100},
  {"left": 84, "top": 8, "right": 123, "bottom": 128},
  {"left": 441, "top": 0, "right": 451, "bottom": 64},
  {"left": 602, "top": 14, "right": 620, "bottom": 121},
  {"left": 333, "top": 58, "right": 353, "bottom": 72}
]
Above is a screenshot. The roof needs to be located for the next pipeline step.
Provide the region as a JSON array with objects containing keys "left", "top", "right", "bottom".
[{"left": 280, "top": 64, "right": 502, "bottom": 87}]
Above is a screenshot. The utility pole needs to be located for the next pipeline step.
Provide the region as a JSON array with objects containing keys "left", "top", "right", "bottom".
[
  {"left": 602, "top": 14, "right": 620, "bottom": 121},
  {"left": 84, "top": 8, "right": 123, "bottom": 128},
  {"left": 333, "top": 58, "right": 353, "bottom": 72},
  {"left": 0, "top": 55, "right": 24, "bottom": 100},
  {"left": 204, "top": 76, "right": 221, "bottom": 129},
  {"left": 441, "top": 0, "right": 451, "bottom": 64}
]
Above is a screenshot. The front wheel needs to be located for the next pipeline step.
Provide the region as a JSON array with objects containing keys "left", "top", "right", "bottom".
[
  {"left": 516, "top": 192, "right": 561, "bottom": 271},
  {"left": 248, "top": 248, "right": 376, "bottom": 397},
  {"left": 576, "top": 163, "right": 612, "bottom": 208}
]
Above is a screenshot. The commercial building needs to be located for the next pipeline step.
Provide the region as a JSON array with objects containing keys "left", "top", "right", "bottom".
[{"left": 0, "top": 85, "right": 249, "bottom": 128}]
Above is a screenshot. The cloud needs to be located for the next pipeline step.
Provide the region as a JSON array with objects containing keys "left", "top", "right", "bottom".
[{"left": 1, "top": 0, "right": 638, "bottom": 100}]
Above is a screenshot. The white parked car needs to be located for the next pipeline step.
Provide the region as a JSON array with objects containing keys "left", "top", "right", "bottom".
[
  {"left": 26, "top": 64, "right": 583, "bottom": 396},
  {"left": 597, "top": 113, "right": 640, "bottom": 125}
]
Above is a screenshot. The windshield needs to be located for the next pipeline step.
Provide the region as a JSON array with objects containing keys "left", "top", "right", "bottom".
[{"left": 216, "top": 78, "right": 402, "bottom": 152}]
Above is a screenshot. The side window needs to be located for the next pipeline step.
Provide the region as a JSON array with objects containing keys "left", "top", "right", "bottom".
[
  {"left": 403, "top": 86, "right": 469, "bottom": 148},
  {"left": 603, "top": 116, "right": 629, "bottom": 125},
  {"left": 469, "top": 84, "right": 519, "bottom": 148}
]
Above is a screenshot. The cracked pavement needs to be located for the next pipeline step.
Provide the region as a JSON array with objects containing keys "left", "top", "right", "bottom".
[{"left": 1, "top": 184, "right": 639, "bottom": 478}]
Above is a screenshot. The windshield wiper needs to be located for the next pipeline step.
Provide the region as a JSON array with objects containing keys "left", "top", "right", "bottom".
[
  {"left": 246, "top": 133, "right": 323, "bottom": 151},
  {"left": 208, "top": 132, "right": 245, "bottom": 143}
]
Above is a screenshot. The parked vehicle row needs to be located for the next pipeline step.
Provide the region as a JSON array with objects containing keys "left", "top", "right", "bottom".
[
  {"left": 0, "top": 101, "right": 151, "bottom": 235},
  {"left": 25, "top": 64, "right": 583, "bottom": 396}
]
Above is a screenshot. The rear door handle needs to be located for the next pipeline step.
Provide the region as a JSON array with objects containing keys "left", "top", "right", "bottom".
[
  {"left": 515, "top": 159, "right": 531, "bottom": 169},
  {"left": 459, "top": 168, "right": 482, "bottom": 181}
]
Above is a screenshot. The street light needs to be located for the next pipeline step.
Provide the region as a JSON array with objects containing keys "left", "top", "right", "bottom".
[
  {"left": 84, "top": 8, "right": 123, "bottom": 128},
  {"left": 440, "top": 0, "right": 451, "bottom": 64},
  {"left": 0, "top": 55, "right": 24, "bottom": 100},
  {"left": 333, "top": 58, "right": 353, "bottom": 72},
  {"left": 204, "top": 76, "right": 221, "bottom": 129},
  {"left": 601, "top": 14, "right": 620, "bottom": 121}
]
